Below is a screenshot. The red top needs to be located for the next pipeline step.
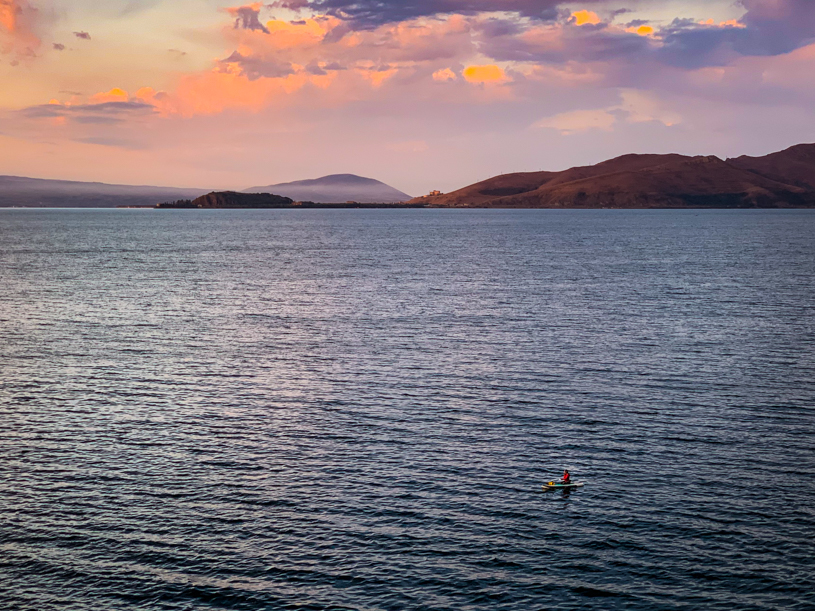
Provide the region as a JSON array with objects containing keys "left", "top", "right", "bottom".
[{"left": 563, "top": 471, "right": 570, "bottom": 483}]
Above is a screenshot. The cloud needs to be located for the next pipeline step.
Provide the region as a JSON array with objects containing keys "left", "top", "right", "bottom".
[
  {"left": 220, "top": 50, "right": 295, "bottom": 80},
  {"left": 737, "top": 0, "right": 815, "bottom": 54},
  {"left": 533, "top": 89, "right": 681, "bottom": 134},
  {"left": 480, "top": 17, "right": 652, "bottom": 65},
  {"left": 73, "top": 31, "right": 91, "bottom": 40},
  {"left": 39, "top": 2, "right": 812, "bottom": 129},
  {"left": 571, "top": 10, "right": 600, "bottom": 26},
  {"left": 226, "top": 3, "right": 270, "bottom": 34},
  {"left": 75, "top": 136, "right": 145, "bottom": 148},
  {"left": 270, "top": 0, "right": 310, "bottom": 10},
  {"left": 290, "top": 0, "right": 570, "bottom": 27},
  {"left": 655, "top": 0, "right": 815, "bottom": 68},
  {"left": 432, "top": 67, "right": 456, "bottom": 81},
  {"left": 627, "top": 25, "right": 654, "bottom": 37},
  {"left": 20, "top": 99, "right": 156, "bottom": 125},
  {"left": 615, "top": 89, "right": 681, "bottom": 126},
  {"left": 0, "top": 0, "right": 40, "bottom": 59},
  {"left": 15, "top": 0, "right": 815, "bottom": 152},
  {"left": 534, "top": 108, "right": 615, "bottom": 134},
  {"left": 462, "top": 64, "right": 506, "bottom": 83},
  {"left": 52, "top": 42, "right": 64, "bottom": 50}
]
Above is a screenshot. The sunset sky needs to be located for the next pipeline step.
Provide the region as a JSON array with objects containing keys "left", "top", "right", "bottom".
[{"left": 2, "top": 0, "right": 814, "bottom": 194}]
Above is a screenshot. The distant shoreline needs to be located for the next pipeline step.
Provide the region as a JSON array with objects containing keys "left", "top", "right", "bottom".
[{"left": 0, "top": 205, "right": 807, "bottom": 211}]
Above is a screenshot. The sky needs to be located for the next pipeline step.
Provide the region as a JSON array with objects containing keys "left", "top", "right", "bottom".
[{"left": 2, "top": 0, "right": 815, "bottom": 195}]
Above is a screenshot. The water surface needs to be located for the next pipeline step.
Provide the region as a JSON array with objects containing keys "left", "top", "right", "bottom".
[{"left": 0, "top": 209, "right": 813, "bottom": 610}]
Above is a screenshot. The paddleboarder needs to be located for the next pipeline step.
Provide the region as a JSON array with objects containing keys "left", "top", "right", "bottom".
[{"left": 561, "top": 469, "right": 571, "bottom": 484}]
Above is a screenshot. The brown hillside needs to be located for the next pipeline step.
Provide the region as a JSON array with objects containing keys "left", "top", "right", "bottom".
[
  {"left": 727, "top": 143, "right": 815, "bottom": 191},
  {"left": 417, "top": 153, "right": 686, "bottom": 208},
  {"left": 413, "top": 147, "right": 815, "bottom": 208},
  {"left": 500, "top": 156, "right": 811, "bottom": 208}
]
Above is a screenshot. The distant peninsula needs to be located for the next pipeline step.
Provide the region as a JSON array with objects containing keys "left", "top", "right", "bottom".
[{"left": 411, "top": 143, "right": 815, "bottom": 208}]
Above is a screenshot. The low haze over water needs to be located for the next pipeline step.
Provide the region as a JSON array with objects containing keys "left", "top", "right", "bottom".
[{"left": 0, "top": 209, "right": 813, "bottom": 610}]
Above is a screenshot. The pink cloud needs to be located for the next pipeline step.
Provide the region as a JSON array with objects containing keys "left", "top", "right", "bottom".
[{"left": 0, "top": 0, "right": 40, "bottom": 60}]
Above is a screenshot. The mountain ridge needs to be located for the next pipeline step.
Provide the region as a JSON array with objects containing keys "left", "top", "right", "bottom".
[{"left": 412, "top": 144, "right": 815, "bottom": 208}]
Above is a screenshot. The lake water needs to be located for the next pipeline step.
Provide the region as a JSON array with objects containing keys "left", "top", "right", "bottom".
[{"left": 0, "top": 208, "right": 813, "bottom": 610}]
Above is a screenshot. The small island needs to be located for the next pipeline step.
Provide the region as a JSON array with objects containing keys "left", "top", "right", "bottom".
[{"left": 156, "top": 191, "right": 425, "bottom": 209}]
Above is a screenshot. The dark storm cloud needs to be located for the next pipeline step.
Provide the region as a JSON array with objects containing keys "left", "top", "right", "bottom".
[{"left": 220, "top": 51, "right": 295, "bottom": 80}]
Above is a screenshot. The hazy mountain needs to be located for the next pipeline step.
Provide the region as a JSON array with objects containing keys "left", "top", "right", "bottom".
[
  {"left": 244, "top": 174, "right": 412, "bottom": 203},
  {"left": 0, "top": 175, "right": 209, "bottom": 208},
  {"left": 412, "top": 144, "right": 815, "bottom": 208}
]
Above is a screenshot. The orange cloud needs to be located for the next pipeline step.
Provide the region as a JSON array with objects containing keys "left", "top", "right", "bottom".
[
  {"left": 90, "top": 88, "right": 129, "bottom": 104},
  {"left": 134, "top": 69, "right": 339, "bottom": 117},
  {"left": 627, "top": 25, "right": 654, "bottom": 37},
  {"left": 699, "top": 18, "right": 746, "bottom": 29},
  {"left": 258, "top": 17, "right": 333, "bottom": 49},
  {"left": 0, "top": 0, "right": 40, "bottom": 59},
  {"left": 572, "top": 10, "right": 601, "bottom": 26},
  {"left": 462, "top": 64, "right": 506, "bottom": 83}
]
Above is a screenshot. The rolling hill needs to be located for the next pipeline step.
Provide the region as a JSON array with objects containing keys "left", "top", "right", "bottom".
[{"left": 413, "top": 144, "right": 815, "bottom": 208}]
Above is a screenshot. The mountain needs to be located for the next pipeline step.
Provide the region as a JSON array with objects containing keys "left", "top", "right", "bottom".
[
  {"left": 412, "top": 144, "right": 815, "bottom": 208},
  {"left": 727, "top": 143, "right": 815, "bottom": 191},
  {"left": 0, "top": 175, "right": 209, "bottom": 208},
  {"left": 244, "top": 174, "right": 412, "bottom": 203}
]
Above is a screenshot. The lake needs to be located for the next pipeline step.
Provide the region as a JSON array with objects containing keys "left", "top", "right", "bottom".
[{"left": 0, "top": 208, "right": 813, "bottom": 610}]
